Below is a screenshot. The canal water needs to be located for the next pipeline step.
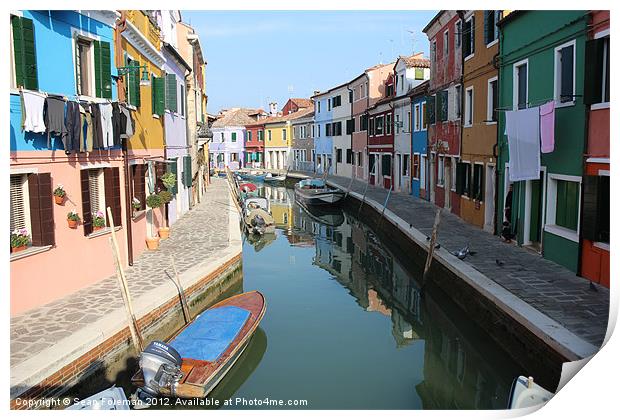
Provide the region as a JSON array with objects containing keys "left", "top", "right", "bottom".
[{"left": 206, "top": 183, "right": 524, "bottom": 409}]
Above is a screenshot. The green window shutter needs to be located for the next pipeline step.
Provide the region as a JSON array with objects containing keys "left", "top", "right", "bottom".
[
  {"left": 152, "top": 76, "right": 165, "bottom": 116},
  {"left": 415, "top": 67, "right": 424, "bottom": 80},
  {"left": 556, "top": 180, "right": 579, "bottom": 230},
  {"left": 183, "top": 155, "right": 192, "bottom": 187},
  {"left": 232, "top": 132, "right": 236, "bottom": 141},
  {"left": 165, "top": 73, "right": 178, "bottom": 112},
  {"left": 128, "top": 59, "right": 141, "bottom": 107},
  {"left": 166, "top": 157, "right": 179, "bottom": 195},
  {"left": 94, "top": 41, "right": 112, "bottom": 99},
  {"left": 12, "top": 16, "right": 38, "bottom": 90}
]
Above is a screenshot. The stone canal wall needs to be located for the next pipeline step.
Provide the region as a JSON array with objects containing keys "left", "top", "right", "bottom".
[{"left": 10, "top": 179, "right": 243, "bottom": 409}]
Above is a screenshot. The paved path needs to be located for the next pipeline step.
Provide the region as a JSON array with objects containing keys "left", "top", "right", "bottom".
[
  {"left": 305, "top": 173, "right": 609, "bottom": 348},
  {"left": 10, "top": 179, "right": 232, "bottom": 367}
]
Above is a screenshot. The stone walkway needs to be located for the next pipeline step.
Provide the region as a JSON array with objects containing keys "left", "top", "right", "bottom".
[
  {"left": 318, "top": 173, "right": 609, "bottom": 348},
  {"left": 10, "top": 178, "right": 232, "bottom": 367}
]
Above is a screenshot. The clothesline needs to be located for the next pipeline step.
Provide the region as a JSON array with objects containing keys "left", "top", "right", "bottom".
[{"left": 17, "top": 86, "right": 127, "bottom": 106}]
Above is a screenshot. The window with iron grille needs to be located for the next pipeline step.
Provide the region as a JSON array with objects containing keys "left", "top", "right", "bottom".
[
  {"left": 88, "top": 169, "right": 104, "bottom": 215},
  {"left": 10, "top": 174, "right": 30, "bottom": 233}
]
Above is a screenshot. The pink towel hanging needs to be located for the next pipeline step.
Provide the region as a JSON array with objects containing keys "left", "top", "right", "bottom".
[{"left": 539, "top": 101, "right": 555, "bottom": 153}]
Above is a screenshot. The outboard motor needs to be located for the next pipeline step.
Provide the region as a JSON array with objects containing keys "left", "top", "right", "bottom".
[{"left": 138, "top": 341, "right": 183, "bottom": 399}]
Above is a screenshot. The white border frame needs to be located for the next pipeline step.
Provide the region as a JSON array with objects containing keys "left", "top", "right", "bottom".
[
  {"left": 553, "top": 39, "right": 577, "bottom": 108},
  {"left": 464, "top": 85, "right": 474, "bottom": 127},
  {"left": 544, "top": 172, "right": 580, "bottom": 243},
  {"left": 487, "top": 76, "right": 498, "bottom": 124},
  {"left": 512, "top": 58, "right": 529, "bottom": 110}
]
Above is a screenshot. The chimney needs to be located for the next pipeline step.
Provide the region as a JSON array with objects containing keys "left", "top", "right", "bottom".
[
  {"left": 313, "top": 90, "right": 320, "bottom": 96},
  {"left": 269, "top": 102, "right": 278, "bottom": 116}
]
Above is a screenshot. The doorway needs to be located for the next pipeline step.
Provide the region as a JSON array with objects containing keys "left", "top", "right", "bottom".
[
  {"left": 523, "top": 169, "right": 546, "bottom": 251},
  {"left": 484, "top": 164, "right": 495, "bottom": 233}
]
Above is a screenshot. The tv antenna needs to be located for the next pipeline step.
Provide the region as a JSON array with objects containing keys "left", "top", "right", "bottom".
[
  {"left": 406, "top": 30, "right": 417, "bottom": 55},
  {"left": 287, "top": 85, "right": 294, "bottom": 98}
]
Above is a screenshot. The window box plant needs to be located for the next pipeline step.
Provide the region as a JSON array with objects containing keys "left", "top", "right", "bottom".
[
  {"left": 161, "top": 172, "right": 177, "bottom": 192},
  {"left": 92, "top": 210, "right": 106, "bottom": 232},
  {"left": 11, "top": 228, "right": 30, "bottom": 253},
  {"left": 53, "top": 184, "right": 66, "bottom": 205},
  {"left": 67, "top": 210, "right": 80, "bottom": 229}
]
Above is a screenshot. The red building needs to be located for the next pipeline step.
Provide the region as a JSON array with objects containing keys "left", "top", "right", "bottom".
[
  {"left": 423, "top": 10, "right": 463, "bottom": 215},
  {"left": 580, "top": 10, "right": 609, "bottom": 287},
  {"left": 281, "top": 98, "right": 313, "bottom": 116},
  {"left": 244, "top": 121, "right": 266, "bottom": 168},
  {"left": 367, "top": 73, "right": 395, "bottom": 189}
]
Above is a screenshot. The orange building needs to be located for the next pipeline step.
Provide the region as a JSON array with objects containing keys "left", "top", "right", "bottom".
[{"left": 458, "top": 10, "right": 505, "bottom": 232}]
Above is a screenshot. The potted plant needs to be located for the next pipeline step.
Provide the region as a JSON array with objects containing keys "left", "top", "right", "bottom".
[
  {"left": 92, "top": 210, "right": 106, "bottom": 232},
  {"left": 10, "top": 228, "right": 30, "bottom": 253},
  {"left": 53, "top": 184, "right": 66, "bottom": 205},
  {"left": 145, "top": 193, "right": 163, "bottom": 250},
  {"left": 157, "top": 190, "right": 173, "bottom": 239},
  {"left": 161, "top": 172, "right": 177, "bottom": 192},
  {"left": 132, "top": 197, "right": 141, "bottom": 217},
  {"left": 67, "top": 210, "right": 80, "bottom": 228}
]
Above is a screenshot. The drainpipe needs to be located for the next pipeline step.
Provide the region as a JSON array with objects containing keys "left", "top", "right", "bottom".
[
  {"left": 115, "top": 11, "right": 134, "bottom": 266},
  {"left": 457, "top": 10, "right": 466, "bottom": 207},
  {"left": 347, "top": 86, "right": 354, "bottom": 178}
]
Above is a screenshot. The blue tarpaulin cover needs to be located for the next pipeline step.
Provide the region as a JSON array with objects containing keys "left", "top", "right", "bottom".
[{"left": 170, "top": 306, "right": 251, "bottom": 362}]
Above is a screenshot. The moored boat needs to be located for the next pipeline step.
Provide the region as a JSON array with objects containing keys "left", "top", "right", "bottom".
[
  {"left": 132, "top": 291, "right": 267, "bottom": 400},
  {"left": 242, "top": 197, "right": 275, "bottom": 235},
  {"left": 66, "top": 386, "right": 130, "bottom": 410},
  {"left": 294, "top": 178, "right": 344, "bottom": 206},
  {"left": 507, "top": 376, "right": 554, "bottom": 409},
  {"left": 264, "top": 173, "right": 286, "bottom": 183}
]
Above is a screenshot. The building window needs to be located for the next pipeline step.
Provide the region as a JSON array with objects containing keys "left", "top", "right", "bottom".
[
  {"left": 484, "top": 11, "right": 501, "bottom": 46},
  {"left": 317, "top": 101, "right": 321, "bottom": 113},
  {"left": 327, "top": 98, "right": 331, "bottom": 111},
  {"left": 428, "top": 95, "right": 436, "bottom": 125},
  {"left": 443, "top": 30, "right": 449, "bottom": 56},
  {"left": 268, "top": 130, "right": 272, "bottom": 141},
  {"left": 402, "top": 154, "right": 410, "bottom": 177},
  {"left": 465, "top": 86, "right": 474, "bottom": 127},
  {"left": 554, "top": 40, "right": 576, "bottom": 104},
  {"left": 487, "top": 77, "right": 498, "bottom": 122},
  {"left": 431, "top": 40, "right": 436, "bottom": 63},
  {"left": 437, "top": 90, "right": 448, "bottom": 122},
  {"left": 412, "top": 154, "right": 420, "bottom": 179},
  {"left": 336, "top": 148, "right": 342, "bottom": 163},
  {"left": 220, "top": 132, "right": 224, "bottom": 142},
  {"left": 437, "top": 156, "right": 445, "bottom": 187},
  {"left": 376, "top": 115, "right": 385, "bottom": 135},
  {"left": 407, "top": 110, "right": 412, "bottom": 132},
  {"left": 420, "top": 155, "right": 426, "bottom": 187},
  {"left": 463, "top": 15, "right": 475, "bottom": 58},
  {"left": 346, "top": 149, "right": 353, "bottom": 164},
  {"left": 584, "top": 34, "right": 610, "bottom": 105},
  {"left": 247, "top": 131, "right": 252, "bottom": 142},
  {"left": 456, "top": 162, "right": 471, "bottom": 196},
  {"left": 88, "top": 169, "right": 105, "bottom": 215},
  {"left": 10, "top": 174, "right": 31, "bottom": 234},
  {"left": 131, "top": 164, "right": 147, "bottom": 210},
  {"left": 283, "top": 128, "right": 287, "bottom": 141},
  {"left": 75, "top": 37, "right": 94, "bottom": 97},
  {"left": 386, "top": 113, "right": 392, "bottom": 135},
  {"left": 231, "top": 132, "right": 237, "bottom": 142},
  {"left": 546, "top": 175, "right": 581, "bottom": 241},
  {"left": 258, "top": 130, "right": 264, "bottom": 141},
  {"left": 382, "top": 154, "right": 392, "bottom": 177},
  {"left": 414, "top": 104, "right": 421, "bottom": 131},
  {"left": 357, "top": 152, "right": 363, "bottom": 167},
  {"left": 455, "top": 20, "right": 462, "bottom": 48},
  {"left": 472, "top": 164, "right": 484, "bottom": 201},
  {"left": 421, "top": 101, "right": 427, "bottom": 130},
  {"left": 514, "top": 60, "right": 528, "bottom": 109},
  {"left": 455, "top": 85, "right": 462, "bottom": 119},
  {"left": 582, "top": 174, "right": 609, "bottom": 244}
]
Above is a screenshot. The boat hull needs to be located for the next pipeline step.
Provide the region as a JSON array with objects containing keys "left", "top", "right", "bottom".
[
  {"left": 295, "top": 187, "right": 344, "bottom": 206},
  {"left": 131, "top": 291, "right": 266, "bottom": 399}
]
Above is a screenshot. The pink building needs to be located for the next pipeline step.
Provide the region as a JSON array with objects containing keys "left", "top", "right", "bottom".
[{"left": 348, "top": 63, "right": 395, "bottom": 180}]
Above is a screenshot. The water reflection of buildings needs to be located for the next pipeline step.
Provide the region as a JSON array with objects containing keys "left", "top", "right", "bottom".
[
  {"left": 264, "top": 185, "right": 293, "bottom": 233},
  {"left": 286, "top": 201, "right": 517, "bottom": 409}
]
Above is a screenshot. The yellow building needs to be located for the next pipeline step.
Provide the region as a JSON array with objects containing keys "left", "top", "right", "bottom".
[
  {"left": 115, "top": 10, "right": 167, "bottom": 256},
  {"left": 264, "top": 117, "right": 292, "bottom": 171}
]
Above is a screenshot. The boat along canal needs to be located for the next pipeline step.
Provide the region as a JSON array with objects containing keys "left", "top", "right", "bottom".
[{"left": 207, "top": 183, "right": 525, "bottom": 409}]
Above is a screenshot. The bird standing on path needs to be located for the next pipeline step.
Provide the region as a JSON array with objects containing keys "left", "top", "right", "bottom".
[{"left": 453, "top": 244, "right": 477, "bottom": 260}]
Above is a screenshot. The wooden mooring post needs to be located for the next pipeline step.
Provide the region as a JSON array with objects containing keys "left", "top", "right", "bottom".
[
  {"left": 423, "top": 209, "right": 442, "bottom": 282},
  {"left": 106, "top": 207, "right": 144, "bottom": 353},
  {"left": 377, "top": 186, "right": 393, "bottom": 229},
  {"left": 358, "top": 161, "right": 377, "bottom": 214},
  {"left": 169, "top": 255, "right": 192, "bottom": 324}
]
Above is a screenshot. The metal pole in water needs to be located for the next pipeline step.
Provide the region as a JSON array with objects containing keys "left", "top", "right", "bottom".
[
  {"left": 170, "top": 255, "right": 192, "bottom": 324},
  {"left": 377, "top": 186, "right": 392, "bottom": 229},
  {"left": 423, "top": 209, "right": 442, "bottom": 282},
  {"left": 358, "top": 160, "right": 376, "bottom": 214}
]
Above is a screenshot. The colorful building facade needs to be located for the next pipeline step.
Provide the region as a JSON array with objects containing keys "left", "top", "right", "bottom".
[
  {"left": 580, "top": 10, "right": 610, "bottom": 287},
  {"left": 410, "top": 80, "right": 429, "bottom": 198},
  {"left": 211, "top": 108, "right": 256, "bottom": 170},
  {"left": 312, "top": 91, "right": 334, "bottom": 174},
  {"left": 244, "top": 120, "right": 266, "bottom": 168},
  {"left": 367, "top": 73, "right": 395, "bottom": 189},
  {"left": 424, "top": 10, "right": 463, "bottom": 214},
  {"left": 497, "top": 10, "right": 588, "bottom": 272}
]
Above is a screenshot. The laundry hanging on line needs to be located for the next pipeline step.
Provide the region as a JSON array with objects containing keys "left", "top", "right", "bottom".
[
  {"left": 505, "top": 106, "right": 541, "bottom": 182},
  {"left": 539, "top": 101, "right": 555, "bottom": 153},
  {"left": 21, "top": 90, "right": 47, "bottom": 134}
]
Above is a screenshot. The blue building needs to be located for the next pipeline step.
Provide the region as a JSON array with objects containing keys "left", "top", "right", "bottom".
[
  {"left": 9, "top": 10, "right": 128, "bottom": 314},
  {"left": 410, "top": 80, "right": 429, "bottom": 199},
  {"left": 311, "top": 91, "right": 333, "bottom": 174}
]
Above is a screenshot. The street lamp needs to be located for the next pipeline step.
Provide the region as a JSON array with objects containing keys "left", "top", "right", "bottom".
[{"left": 117, "top": 64, "right": 151, "bottom": 87}]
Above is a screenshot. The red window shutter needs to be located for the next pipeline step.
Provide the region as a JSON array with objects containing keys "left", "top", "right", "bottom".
[
  {"left": 80, "top": 170, "right": 93, "bottom": 236},
  {"left": 104, "top": 167, "right": 122, "bottom": 227},
  {"left": 27, "top": 173, "right": 55, "bottom": 246}
]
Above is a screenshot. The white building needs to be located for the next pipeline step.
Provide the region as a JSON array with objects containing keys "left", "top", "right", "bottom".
[
  {"left": 392, "top": 54, "right": 431, "bottom": 193},
  {"left": 329, "top": 84, "right": 354, "bottom": 178}
]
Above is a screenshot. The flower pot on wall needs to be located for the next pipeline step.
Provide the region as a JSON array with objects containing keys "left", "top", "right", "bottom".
[
  {"left": 11, "top": 245, "right": 27, "bottom": 253},
  {"left": 54, "top": 195, "right": 65, "bottom": 205},
  {"left": 146, "top": 237, "right": 160, "bottom": 250},
  {"left": 68, "top": 220, "right": 78, "bottom": 229},
  {"left": 158, "top": 227, "right": 170, "bottom": 239},
  {"left": 93, "top": 226, "right": 104, "bottom": 232}
]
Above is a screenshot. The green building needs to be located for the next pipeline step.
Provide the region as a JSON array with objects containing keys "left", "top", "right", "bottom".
[{"left": 496, "top": 11, "right": 588, "bottom": 272}]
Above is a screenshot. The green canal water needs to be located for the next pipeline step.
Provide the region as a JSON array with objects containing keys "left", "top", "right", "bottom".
[{"left": 205, "top": 184, "right": 524, "bottom": 409}]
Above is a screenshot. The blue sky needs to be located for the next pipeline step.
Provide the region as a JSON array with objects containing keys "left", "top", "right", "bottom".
[{"left": 183, "top": 10, "right": 438, "bottom": 114}]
